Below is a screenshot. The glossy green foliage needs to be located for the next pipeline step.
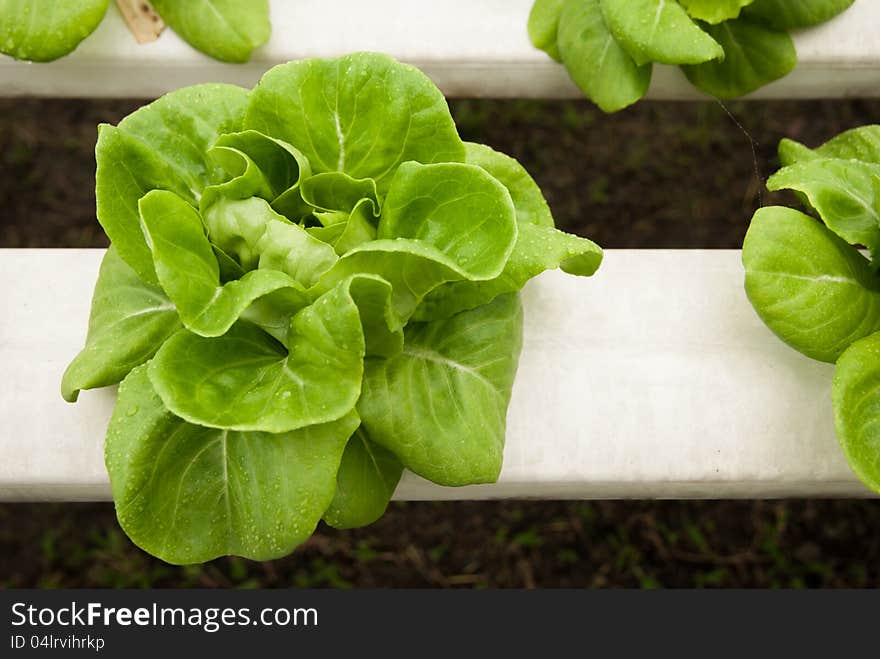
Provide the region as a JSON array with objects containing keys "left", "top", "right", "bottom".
[
  {"left": 61, "top": 247, "right": 181, "bottom": 403},
  {"left": 0, "top": 0, "right": 269, "bottom": 63},
  {"left": 244, "top": 54, "right": 466, "bottom": 193},
  {"left": 833, "top": 333, "right": 880, "bottom": 494},
  {"left": 744, "top": 207, "right": 880, "bottom": 363},
  {"left": 778, "top": 125, "right": 880, "bottom": 167},
  {"left": 95, "top": 83, "right": 250, "bottom": 286},
  {"left": 139, "top": 190, "right": 310, "bottom": 337},
  {"left": 529, "top": 0, "right": 854, "bottom": 110},
  {"left": 743, "top": 0, "right": 855, "bottom": 30},
  {"left": 416, "top": 143, "right": 602, "bottom": 320},
  {"left": 680, "top": 0, "right": 755, "bottom": 24},
  {"left": 557, "top": 0, "right": 652, "bottom": 113},
  {"left": 682, "top": 17, "right": 796, "bottom": 99},
  {"left": 602, "top": 0, "right": 724, "bottom": 66},
  {"left": 0, "top": 0, "right": 108, "bottom": 61},
  {"left": 107, "top": 366, "right": 359, "bottom": 563},
  {"left": 379, "top": 162, "right": 518, "bottom": 279},
  {"left": 150, "top": 0, "right": 270, "bottom": 63},
  {"left": 65, "top": 53, "right": 603, "bottom": 564},
  {"left": 528, "top": 0, "right": 566, "bottom": 61},
  {"left": 324, "top": 429, "right": 404, "bottom": 530},
  {"left": 743, "top": 126, "right": 880, "bottom": 495},
  {"left": 360, "top": 294, "right": 523, "bottom": 486},
  {"left": 767, "top": 158, "right": 880, "bottom": 261}
]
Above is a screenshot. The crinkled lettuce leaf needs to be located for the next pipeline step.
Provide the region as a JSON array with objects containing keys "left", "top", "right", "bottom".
[
  {"left": 244, "top": 53, "right": 466, "bottom": 193},
  {"left": 107, "top": 365, "right": 359, "bottom": 564},
  {"left": 148, "top": 274, "right": 401, "bottom": 433},
  {"left": 96, "top": 84, "right": 249, "bottom": 285},
  {"left": 62, "top": 247, "right": 181, "bottom": 403},
  {"left": 140, "top": 190, "right": 310, "bottom": 338},
  {"left": 416, "top": 143, "right": 602, "bottom": 320},
  {"left": 360, "top": 294, "right": 523, "bottom": 486}
]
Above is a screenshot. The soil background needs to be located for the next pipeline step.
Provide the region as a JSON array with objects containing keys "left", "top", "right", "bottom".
[{"left": 2, "top": 97, "right": 879, "bottom": 587}]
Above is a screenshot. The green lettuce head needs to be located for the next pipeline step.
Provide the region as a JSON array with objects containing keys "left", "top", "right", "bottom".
[
  {"left": 63, "top": 53, "right": 603, "bottom": 564},
  {"left": 529, "top": 0, "right": 854, "bottom": 112},
  {"left": 742, "top": 124, "right": 880, "bottom": 495}
]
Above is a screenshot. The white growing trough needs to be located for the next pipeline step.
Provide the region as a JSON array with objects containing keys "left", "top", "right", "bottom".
[
  {"left": 0, "top": 249, "right": 871, "bottom": 500},
  {"left": 0, "top": 0, "right": 878, "bottom": 99},
  {"left": 0, "top": 2, "right": 878, "bottom": 501}
]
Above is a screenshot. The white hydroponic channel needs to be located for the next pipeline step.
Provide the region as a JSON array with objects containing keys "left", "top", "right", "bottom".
[
  {"left": 0, "top": 249, "right": 870, "bottom": 501},
  {"left": 0, "top": 0, "right": 878, "bottom": 99}
]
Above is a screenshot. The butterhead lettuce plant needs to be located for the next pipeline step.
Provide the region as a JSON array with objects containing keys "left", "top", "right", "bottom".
[
  {"left": 0, "top": 0, "right": 269, "bottom": 63},
  {"left": 62, "top": 53, "right": 603, "bottom": 564},
  {"left": 528, "top": 0, "right": 854, "bottom": 112},
  {"left": 742, "top": 124, "right": 880, "bottom": 494}
]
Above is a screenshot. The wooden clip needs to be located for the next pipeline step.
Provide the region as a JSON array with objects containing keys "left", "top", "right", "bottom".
[{"left": 115, "top": 0, "right": 165, "bottom": 44}]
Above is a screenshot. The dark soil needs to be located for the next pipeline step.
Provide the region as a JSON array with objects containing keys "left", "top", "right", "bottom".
[
  {"left": 5, "top": 97, "right": 879, "bottom": 250},
  {"left": 2, "top": 97, "right": 879, "bottom": 588},
  {"left": 3, "top": 500, "right": 879, "bottom": 588}
]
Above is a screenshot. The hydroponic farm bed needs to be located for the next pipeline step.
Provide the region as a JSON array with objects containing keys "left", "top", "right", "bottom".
[
  {"left": 0, "top": 0, "right": 878, "bottom": 99},
  {"left": 1, "top": 1, "right": 879, "bottom": 514},
  {"left": 0, "top": 248, "right": 869, "bottom": 501}
]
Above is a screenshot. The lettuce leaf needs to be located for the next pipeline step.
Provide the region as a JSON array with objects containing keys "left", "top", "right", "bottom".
[
  {"left": 150, "top": 0, "right": 270, "bottom": 63},
  {"left": 0, "top": 0, "right": 109, "bottom": 61}
]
